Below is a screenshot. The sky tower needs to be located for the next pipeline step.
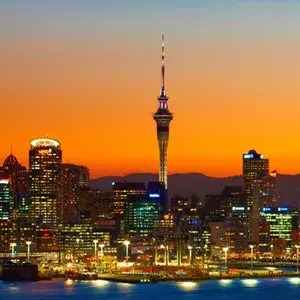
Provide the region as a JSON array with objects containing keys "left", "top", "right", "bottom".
[{"left": 152, "top": 35, "right": 173, "bottom": 189}]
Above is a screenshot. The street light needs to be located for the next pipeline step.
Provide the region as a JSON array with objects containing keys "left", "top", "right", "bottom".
[
  {"left": 124, "top": 240, "right": 130, "bottom": 265},
  {"left": 160, "top": 244, "right": 166, "bottom": 265},
  {"left": 270, "top": 244, "right": 274, "bottom": 261},
  {"left": 10, "top": 243, "right": 16, "bottom": 258},
  {"left": 249, "top": 245, "right": 254, "bottom": 271},
  {"left": 296, "top": 245, "right": 300, "bottom": 274},
  {"left": 99, "top": 244, "right": 105, "bottom": 258},
  {"left": 26, "top": 241, "right": 32, "bottom": 261},
  {"left": 188, "top": 246, "right": 193, "bottom": 266},
  {"left": 216, "top": 226, "right": 219, "bottom": 246},
  {"left": 93, "top": 240, "right": 98, "bottom": 263},
  {"left": 203, "top": 244, "right": 208, "bottom": 271},
  {"left": 223, "top": 247, "right": 229, "bottom": 269}
]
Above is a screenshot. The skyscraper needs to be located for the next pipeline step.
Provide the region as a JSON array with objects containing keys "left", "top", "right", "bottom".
[
  {"left": 124, "top": 194, "right": 159, "bottom": 238},
  {"left": 29, "top": 138, "right": 62, "bottom": 226},
  {"left": 243, "top": 149, "right": 269, "bottom": 243},
  {"left": 57, "top": 164, "right": 83, "bottom": 224},
  {"left": 153, "top": 35, "right": 173, "bottom": 190},
  {"left": 112, "top": 182, "right": 147, "bottom": 216},
  {"left": 3, "top": 153, "right": 28, "bottom": 212},
  {"left": 0, "top": 178, "right": 13, "bottom": 220}
]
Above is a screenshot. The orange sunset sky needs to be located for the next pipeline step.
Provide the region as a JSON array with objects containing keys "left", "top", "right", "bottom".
[{"left": 1, "top": 1, "right": 300, "bottom": 178}]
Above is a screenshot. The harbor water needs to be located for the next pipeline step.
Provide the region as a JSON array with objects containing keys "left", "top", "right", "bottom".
[{"left": 1, "top": 277, "right": 300, "bottom": 300}]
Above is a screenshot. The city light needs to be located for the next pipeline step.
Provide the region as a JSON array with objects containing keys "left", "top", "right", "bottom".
[
  {"left": 219, "top": 279, "right": 233, "bottom": 286},
  {"left": 30, "top": 138, "right": 60, "bottom": 148},
  {"left": 242, "top": 279, "right": 258, "bottom": 287},
  {"left": 92, "top": 280, "right": 110, "bottom": 287},
  {"left": 178, "top": 281, "right": 198, "bottom": 291},
  {"left": 65, "top": 279, "right": 74, "bottom": 286},
  {"left": 289, "top": 278, "right": 300, "bottom": 285}
]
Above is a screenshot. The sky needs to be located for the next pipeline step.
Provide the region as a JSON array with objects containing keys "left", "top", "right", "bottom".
[{"left": 1, "top": 0, "right": 300, "bottom": 178}]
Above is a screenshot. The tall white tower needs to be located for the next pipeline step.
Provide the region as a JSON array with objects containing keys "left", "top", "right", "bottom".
[{"left": 152, "top": 35, "right": 173, "bottom": 190}]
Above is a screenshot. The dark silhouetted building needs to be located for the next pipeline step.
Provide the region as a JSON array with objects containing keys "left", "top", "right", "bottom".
[
  {"left": 3, "top": 154, "right": 28, "bottom": 212},
  {"left": 112, "top": 182, "right": 147, "bottom": 216}
]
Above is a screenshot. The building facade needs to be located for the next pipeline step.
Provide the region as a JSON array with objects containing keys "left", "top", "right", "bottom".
[
  {"left": 261, "top": 207, "right": 298, "bottom": 251},
  {"left": 243, "top": 149, "right": 269, "bottom": 243},
  {"left": 29, "top": 138, "right": 62, "bottom": 251},
  {"left": 124, "top": 194, "right": 159, "bottom": 238},
  {"left": 57, "top": 164, "right": 87, "bottom": 224},
  {"left": 112, "top": 182, "right": 147, "bottom": 216},
  {"left": 3, "top": 154, "right": 28, "bottom": 213}
]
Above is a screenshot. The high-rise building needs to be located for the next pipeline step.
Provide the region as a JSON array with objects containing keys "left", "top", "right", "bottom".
[
  {"left": 147, "top": 181, "right": 167, "bottom": 214},
  {"left": 243, "top": 149, "right": 269, "bottom": 243},
  {"left": 259, "top": 219, "right": 270, "bottom": 254},
  {"left": 29, "top": 138, "right": 62, "bottom": 226},
  {"left": 152, "top": 35, "right": 173, "bottom": 192},
  {"left": 124, "top": 194, "right": 159, "bottom": 238},
  {"left": 0, "top": 178, "right": 13, "bottom": 220},
  {"left": 78, "top": 165, "right": 89, "bottom": 187},
  {"left": 0, "top": 219, "right": 17, "bottom": 252},
  {"left": 2, "top": 154, "right": 28, "bottom": 212},
  {"left": 112, "top": 182, "right": 147, "bottom": 216},
  {"left": 57, "top": 164, "right": 87, "bottom": 224},
  {"left": 261, "top": 207, "right": 298, "bottom": 251},
  {"left": 204, "top": 194, "right": 223, "bottom": 221},
  {"left": 209, "top": 220, "right": 248, "bottom": 257},
  {"left": 57, "top": 223, "right": 110, "bottom": 256},
  {"left": 253, "top": 170, "right": 277, "bottom": 208},
  {"left": 79, "top": 188, "right": 113, "bottom": 221}
]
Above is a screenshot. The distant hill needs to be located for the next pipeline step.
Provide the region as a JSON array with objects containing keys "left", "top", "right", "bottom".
[{"left": 90, "top": 173, "right": 300, "bottom": 206}]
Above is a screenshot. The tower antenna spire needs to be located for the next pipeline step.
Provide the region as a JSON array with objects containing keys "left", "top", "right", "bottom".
[{"left": 161, "top": 34, "right": 166, "bottom": 96}]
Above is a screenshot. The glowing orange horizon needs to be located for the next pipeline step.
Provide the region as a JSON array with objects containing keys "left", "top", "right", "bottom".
[{"left": 2, "top": 3, "right": 300, "bottom": 178}]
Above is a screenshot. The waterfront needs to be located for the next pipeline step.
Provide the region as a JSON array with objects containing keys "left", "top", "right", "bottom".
[{"left": 1, "top": 278, "right": 300, "bottom": 300}]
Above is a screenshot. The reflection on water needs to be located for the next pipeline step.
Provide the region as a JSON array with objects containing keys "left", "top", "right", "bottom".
[
  {"left": 65, "top": 279, "right": 74, "bottom": 286},
  {"left": 117, "top": 282, "right": 134, "bottom": 292},
  {"left": 177, "top": 281, "right": 198, "bottom": 291},
  {"left": 288, "top": 277, "right": 300, "bottom": 285},
  {"left": 91, "top": 280, "right": 110, "bottom": 288},
  {"left": 219, "top": 279, "right": 233, "bottom": 286},
  {"left": 1, "top": 278, "right": 300, "bottom": 300},
  {"left": 242, "top": 279, "right": 259, "bottom": 287}
]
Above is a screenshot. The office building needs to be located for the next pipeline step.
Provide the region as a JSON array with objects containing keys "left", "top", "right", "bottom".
[
  {"left": 147, "top": 181, "right": 167, "bottom": 214},
  {"left": 209, "top": 220, "right": 248, "bottom": 257},
  {"left": 205, "top": 186, "right": 245, "bottom": 221},
  {"left": 79, "top": 188, "right": 113, "bottom": 221},
  {"left": 204, "top": 194, "right": 223, "bottom": 221},
  {"left": 29, "top": 138, "right": 62, "bottom": 251},
  {"left": 124, "top": 194, "right": 159, "bottom": 237},
  {"left": 57, "top": 164, "right": 86, "bottom": 224},
  {"left": 0, "top": 219, "right": 17, "bottom": 252},
  {"left": 3, "top": 153, "right": 28, "bottom": 212},
  {"left": 0, "top": 178, "right": 13, "bottom": 220},
  {"left": 29, "top": 138, "right": 62, "bottom": 225},
  {"left": 259, "top": 219, "right": 270, "bottom": 255},
  {"left": 112, "top": 182, "right": 147, "bottom": 216},
  {"left": 243, "top": 149, "right": 269, "bottom": 243},
  {"left": 170, "top": 195, "right": 189, "bottom": 215},
  {"left": 57, "top": 223, "right": 110, "bottom": 256},
  {"left": 261, "top": 207, "right": 298, "bottom": 250},
  {"left": 152, "top": 35, "right": 173, "bottom": 192},
  {"left": 253, "top": 171, "right": 277, "bottom": 208}
]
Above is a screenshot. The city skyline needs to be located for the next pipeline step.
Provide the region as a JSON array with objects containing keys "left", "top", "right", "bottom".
[{"left": 2, "top": 1, "right": 300, "bottom": 178}]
